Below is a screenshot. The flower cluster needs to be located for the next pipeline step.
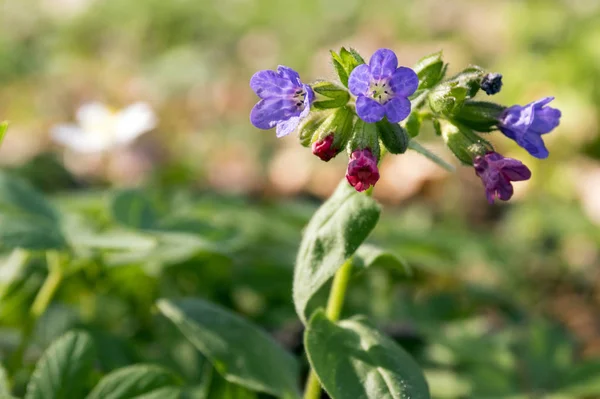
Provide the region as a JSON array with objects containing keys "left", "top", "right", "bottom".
[{"left": 249, "top": 47, "right": 561, "bottom": 203}]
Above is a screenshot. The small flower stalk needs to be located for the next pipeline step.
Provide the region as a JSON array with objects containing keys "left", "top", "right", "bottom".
[{"left": 249, "top": 46, "right": 562, "bottom": 202}]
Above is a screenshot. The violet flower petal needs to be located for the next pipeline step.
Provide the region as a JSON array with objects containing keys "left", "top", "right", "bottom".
[
  {"left": 356, "top": 96, "right": 385, "bottom": 123},
  {"left": 384, "top": 97, "right": 411, "bottom": 123},
  {"left": 348, "top": 64, "right": 371, "bottom": 96},
  {"left": 369, "top": 48, "right": 398, "bottom": 80},
  {"left": 250, "top": 70, "right": 298, "bottom": 99},
  {"left": 388, "top": 67, "right": 419, "bottom": 97}
]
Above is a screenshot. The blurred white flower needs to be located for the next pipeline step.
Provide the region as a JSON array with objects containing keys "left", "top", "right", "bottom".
[{"left": 51, "top": 102, "right": 157, "bottom": 153}]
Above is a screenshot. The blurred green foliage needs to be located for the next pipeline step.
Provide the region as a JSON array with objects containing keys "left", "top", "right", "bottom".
[{"left": 1, "top": 0, "right": 600, "bottom": 398}]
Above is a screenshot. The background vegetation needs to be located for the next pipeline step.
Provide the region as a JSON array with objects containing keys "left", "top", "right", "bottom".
[{"left": 1, "top": 0, "right": 600, "bottom": 397}]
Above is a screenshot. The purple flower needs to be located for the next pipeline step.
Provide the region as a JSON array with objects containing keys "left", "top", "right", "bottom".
[
  {"left": 474, "top": 152, "right": 531, "bottom": 204},
  {"left": 250, "top": 66, "right": 314, "bottom": 138},
  {"left": 312, "top": 134, "right": 338, "bottom": 161},
  {"left": 348, "top": 49, "right": 419, "bottom": 124},
  {"left": 346, "top": 149, "right": 380, "bottom": 192},
  {"left": 498, "top": 97, "right": 561, "bottom": 159}
]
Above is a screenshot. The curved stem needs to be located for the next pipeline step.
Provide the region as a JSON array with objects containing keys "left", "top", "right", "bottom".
[
  {"left": 30, "top": 251, "right": 63, "bottom": 319},
  {"left": 303, "top": 258, "right": 354, "bottom": 399}
]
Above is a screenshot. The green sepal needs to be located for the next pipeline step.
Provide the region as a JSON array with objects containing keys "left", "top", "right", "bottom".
[
  {"left": 428, "top": 82, "right": 469, "bottom": 117},
  {"left": 376, "top": 119, "right": 410, "bottom": 154},
  {"left": 297, "top": 111, "right": 331, "bottom": 147},
  {"left": 311, "top": 81, "right": 350, "bottom": 110},
  {"left": 413, "top": 50, "right": 447, "bottom": 90},
  {"left": 440, "top": 119, "right": 493, "bottom": 165},
  {"left": 330, "top": 47, "right": 366, "bottom": 87},
  {"left": 432, "top": 118, "right": 442, "bottom": 136},
  {"left": 447, "top": 65, "right": 486, "bottom": 98},
  {"left": 452, "top": 101, "right": 506, "bottom": 132},
  {"left": 404, "top": 112, "right": 423, "bottom": 138},
  {"left": 313, "top": 106, "right": 355, "bottom": 151},
  {"left": 347, "top": 119, "right": 380, "bottom": 160}
]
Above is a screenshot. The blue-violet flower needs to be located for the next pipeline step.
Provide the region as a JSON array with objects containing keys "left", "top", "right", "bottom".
[
  {"left": 474, "top": 152, "right": 531, "bottom": 204},
  {"left": 250, "top": 66, "right": 314, "bottom": 137},
  {"left": 348, "top": 48, "right": 419, "bottom": 124},
  {"left": 498, "top": 97, "right": 561, "bottom": 159}
]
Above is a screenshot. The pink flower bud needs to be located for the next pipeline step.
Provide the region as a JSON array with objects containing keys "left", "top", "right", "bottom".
[
  {"left": 312, "top": 134, "right": 338, "bottom": 161},
  {"left": 345, "top": 148, "right": 380, "bottom": 192}
]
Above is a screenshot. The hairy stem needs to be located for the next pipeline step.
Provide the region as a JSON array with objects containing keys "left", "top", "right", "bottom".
[{"left": 303, "top": 258, "right": 354, "bottom": 399}]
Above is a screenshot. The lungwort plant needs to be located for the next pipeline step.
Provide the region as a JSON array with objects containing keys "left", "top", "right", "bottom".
[
  {"left": 0, "top": 48, "right": 574, "bottom": 399},
  {"left": 249, "top": 47, "right": 561, "bottom": 398}
]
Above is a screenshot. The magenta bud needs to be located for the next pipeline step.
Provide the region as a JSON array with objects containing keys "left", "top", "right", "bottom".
[
  {"left": 312, "top": 134, "right": 338, "bottom": 161},
  {"left": 345, "top": 148, "right": 380, "bottom": 192}
]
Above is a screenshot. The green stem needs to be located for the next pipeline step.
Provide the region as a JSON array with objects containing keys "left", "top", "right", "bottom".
[
  {"left": 8, "top": 251, "right": 64, "bottom": 374},
  {"left": 30, "top": 251, "right": 63, "bottom": 319},
  {"left": 303, "top": 258, "right": 354, "bottom": 399}
]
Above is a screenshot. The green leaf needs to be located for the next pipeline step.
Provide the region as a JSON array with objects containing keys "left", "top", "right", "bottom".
[
  {"left": 104, "top": 232, "right": 226, "bottom": 268},
  {"left": 293, "top": 180, "right": 380, "bottom": 322},
  {"left": 111, "top": 189, "right": 159, "bottom": 229},
  {"left": 330, "top": 47, "right": 365, "bottom": 88},
  {"left": 0, "top": 172, "right": 66, "bottom": 250},
  {"left": 353, "top": 244, "right": 411, "bottom": 276},
  {"left": 330, "top": 52, "right": 349, "bottom": 87},
  {"left": 204, "top": 372, "right": 258, "bottom": 399},
  {"left": 0, "top": 122, "right": 8, "bottom": 148},
  {"left": 157, "top": 298, "right": 299, "bottom": 398},
  {"left": 0, "top": 364, "right": 13, "bottom": 398},
  {"left": 87, "top": 365, "right": 181, "bottom": 399},
  {"left": 25, "top": 331, "right": 96, "bottom": 399},
  {"left": 408, "top": 141, "right": 455, "bottom": 172},
  {"left": 557, "top": 360, "right": 600, "bottom": 396},
  {"left": 348, "top": 48, "right": 366, "bottom": 65},
  {"left": 0, "top": 215, "right": 67, "bottom": 250},
  {"left": 311, "top": 81, "right": 350, "bottom": 109},
  {"left": 305, "top": 311, "right": 430, "bottom": 399},
  {"left": 404, "top": 112, "right": 422, "bottom": 138},
  {"left": 413, "top": 51, "right": 446, "bottom": 90}
]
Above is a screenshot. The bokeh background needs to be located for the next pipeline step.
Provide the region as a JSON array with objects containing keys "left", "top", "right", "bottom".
[{"left": 1, "top": 0, "right": 600, "bottom": 397}]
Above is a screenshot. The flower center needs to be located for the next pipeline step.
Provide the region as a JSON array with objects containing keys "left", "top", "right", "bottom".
[
  {"left": 292, "top": 88, "right": 307, "bottom": 109},
  {"left": 369, "top": 80, "right": 392, "bottom": 104}
]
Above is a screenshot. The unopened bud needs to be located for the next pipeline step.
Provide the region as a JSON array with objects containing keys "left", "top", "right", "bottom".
[
  {"left": 347, "top": 119, "right": 380, "bottom": 161},
  {"left": 297, "top": 111, "right": 330, "bottom": 147},
  {"left": 453, "top": 101, "right": 505, "bottom": 132},
  {"left": 346, "top": 149, "right": 380, "bottom": 192},
  {"left": 311, "top": 106, "right": 354, "bottom": 161},
  {"left": 440, "top": 120, "right": 493, "bottom": 165},
  {"left": 428, "top": 82, "right": 468, "bottom": 117},
  {"left": 480, "top": 73, "right": 503, "bottom": 95},
  {"left": 376, "top": 119, "right": 410, "bottom": 154},
  {"left": 449, "top": 65, "right": 486, "bottom": 98}
]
